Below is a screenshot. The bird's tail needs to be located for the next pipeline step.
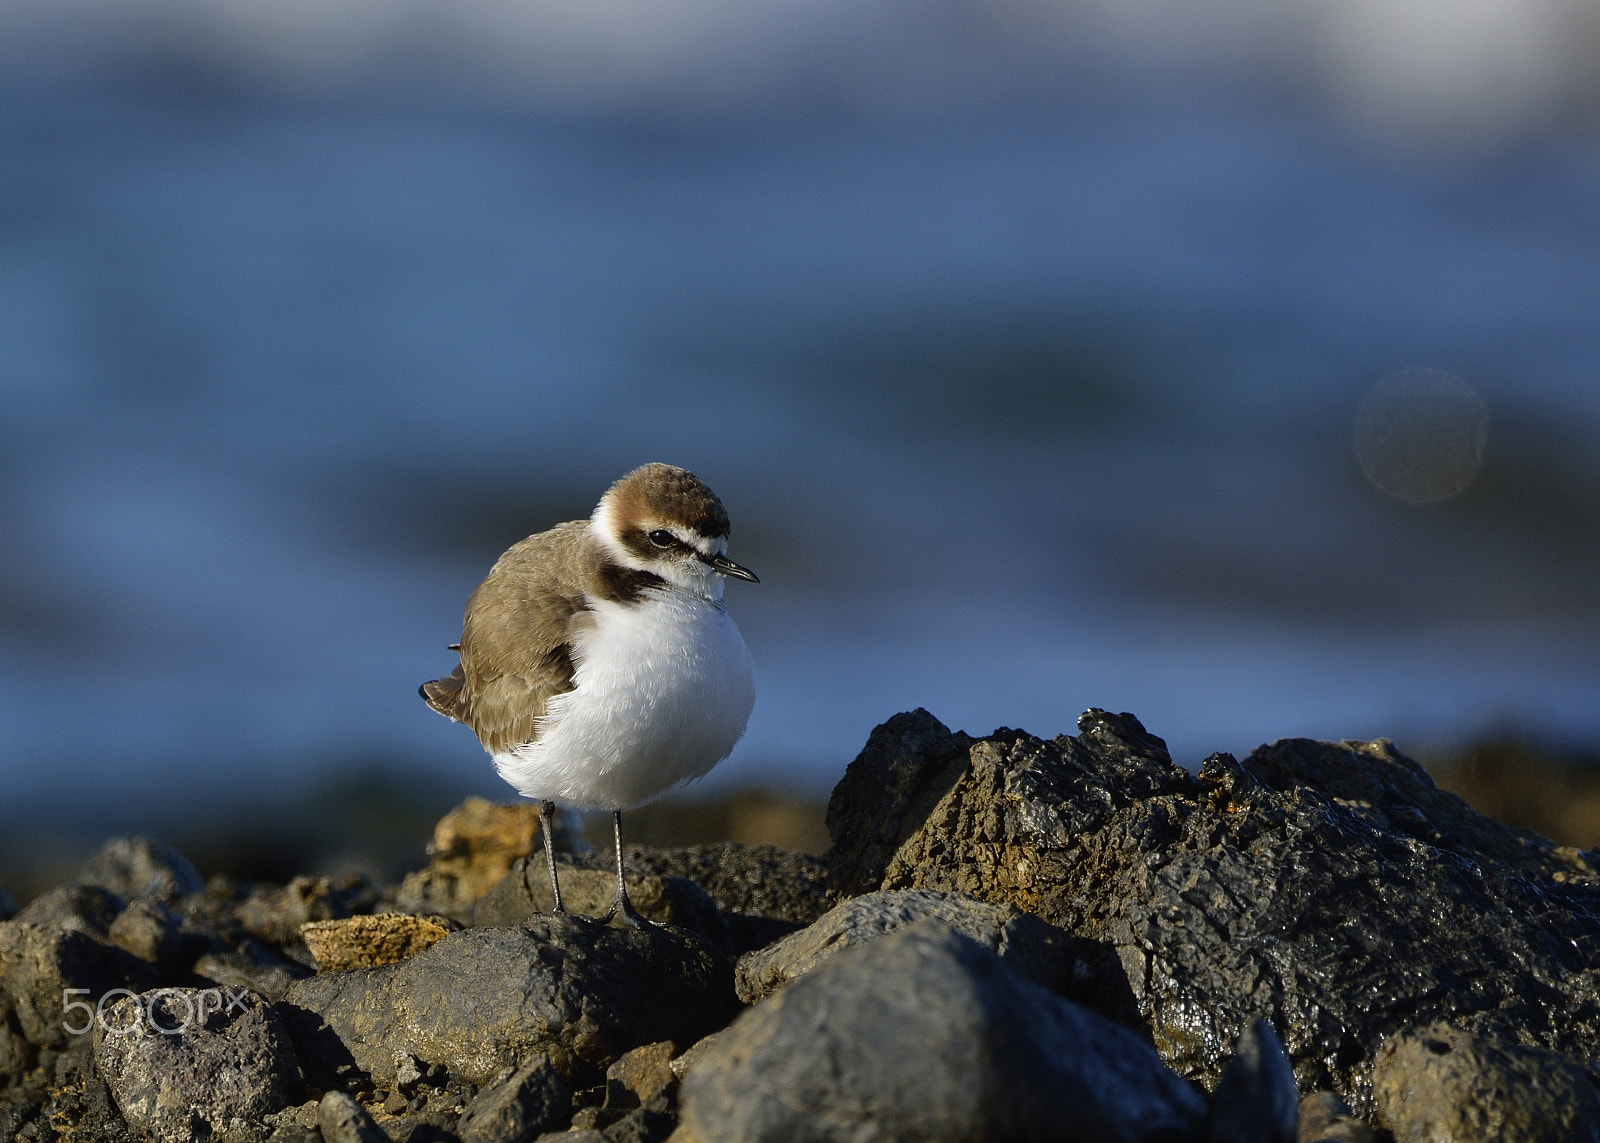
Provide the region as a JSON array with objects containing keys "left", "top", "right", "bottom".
[{"left": 419, "top": 664, "right": 466, "bottom": 721}]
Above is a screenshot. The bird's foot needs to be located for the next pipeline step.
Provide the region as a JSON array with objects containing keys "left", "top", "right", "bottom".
[{"left": 599, "top": 890, "right": 658, "bottom": 929}]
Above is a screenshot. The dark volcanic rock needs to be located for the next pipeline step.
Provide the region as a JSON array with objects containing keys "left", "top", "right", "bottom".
[
  {"left": 194, "top": 938, "right": 314, "bottom": 1002},
  {"left": 235, "top": 875, "right": 369, "bottom": 948},
  {"left": 605, "top": 1041, "right": 677, "bottom": 1108},
  {"left": 283, "top": 914, "right": 738, "bottom": 1087},
  {"left": 93, "top": 987, "right": 302, "bottom": 1143},
  {"left": 735, "top": 887, "right": 1075, "bottom": 1004},
  {"left": 1, "top": 990, "right": 36, "bottom": 1082},
  {"left": 1295, "top": 1093, "right": 1372, "bottom": 1143},
  {"left": 457, "top": 1053, "right": 573, "bottom": 1143},
  {"left": 622, "top": 842, "right": 832, "bottom": 925},
  {"left": 79, "top": 836, "right": 205, "bottom": 904},
  {"left": 394, "top": 796, "right": 593, "bottom": 920},
  {"left": 681, "top": 922, "right": 1205, "bottom": 1143},
  {"left": 317, "top": 1090, "right": 388, "bottom": 1143},
  {"left": 31, "top": 1039, "right": 135, "bottom": 1143},
  {"left": 0, "top": 922, "right": 160, "bottom": 1047},
  {"left": 1207, "top": 1020, "right": 1299, "bottom": 1143},
  {"left": 1371, "top": 1021, "right": 1600, "bottom": 1143},
  {"left": 622, "top": 842, "right": 833, "bottom": 957},
  {"left": 13, "top": 884, "right": 126, "bottom": 940},
  {"left": 472, "top": 859, "right": 730, "bottom": 953},
  {"left": 107, "top": 897, "right": 205, "bottom": 973},
  {"left": 822, "top": 708, "right": 1600, "bottom": 1116}
]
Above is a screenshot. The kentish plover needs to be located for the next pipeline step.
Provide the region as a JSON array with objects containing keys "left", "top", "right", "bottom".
[{"left": 421, "top": 463, "right": 758, "bottom": 923}]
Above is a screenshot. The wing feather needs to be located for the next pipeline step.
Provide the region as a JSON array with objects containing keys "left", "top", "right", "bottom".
[{"left": 419, "top": 521, "right": 594, "bottom": 755}]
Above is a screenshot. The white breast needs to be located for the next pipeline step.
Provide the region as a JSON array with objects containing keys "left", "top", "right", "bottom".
[{"left": 491, "top": 587, "right": 755, "bottom": 810}]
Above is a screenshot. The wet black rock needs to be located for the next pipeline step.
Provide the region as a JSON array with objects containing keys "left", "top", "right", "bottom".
[
  {"left": 822, "top": 708, "right": 1600, "bottom": 1116},
  {"left": 681, "top": 922, "right": 1206, "bottom": 1143},
  {"left": 1295, "top": 1093, "right": 1372, "bottom": 1143},
  {"left": 283, "top": 914, "right": 738, "bottom": 1088},
  {"left": 1371, "top": 1021, "right": 1600, "bottom": 1143},
  {"left": 93, "top": 987, "right": 302, "bottom": 1143},
  {"left": 734, "top": 887, "right": 1075, "bottom": 1004},
  {"left": 79, "top": 836, "right": 206, "bottom": 905},
  {"left": 1207, "top": 1020, "right": 1299, "bottom": 1143},
  {"left": 457, "top": 1053, "right": 573, "bottom": 1143}
]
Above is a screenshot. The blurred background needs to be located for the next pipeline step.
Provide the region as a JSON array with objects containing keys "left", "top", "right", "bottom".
[{"left": 2, "top": 0, "right": 1598, "bottom": 897}]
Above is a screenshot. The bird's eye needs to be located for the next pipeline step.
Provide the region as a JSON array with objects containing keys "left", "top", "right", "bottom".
[{"left": 648, "top": 529, "right": 676, "bottom": 548}]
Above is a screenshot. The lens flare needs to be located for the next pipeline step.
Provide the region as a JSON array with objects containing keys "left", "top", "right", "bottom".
[{"left": 1354, "top": 368, "right": 1488, "bottom": 503}]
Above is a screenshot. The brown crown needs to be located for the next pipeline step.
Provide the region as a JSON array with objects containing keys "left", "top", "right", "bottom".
[{"left": 600, "top": 463, "right": 732, "bottom": 538}]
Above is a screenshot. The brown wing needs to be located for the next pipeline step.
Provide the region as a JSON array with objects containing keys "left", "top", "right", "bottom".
[{"left": 419, "top": 521, "right": 594, "bottom": 754}]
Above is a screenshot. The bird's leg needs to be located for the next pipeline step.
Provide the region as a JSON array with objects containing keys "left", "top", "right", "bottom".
[
  {"left": 538, "top": 799, "right": 566, "bottom": 914},
  {"left": 600, "top": 809, "right": 647, "bottom": 927}
]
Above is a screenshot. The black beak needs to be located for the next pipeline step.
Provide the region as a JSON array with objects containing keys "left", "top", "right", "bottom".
[{"left": 703, "top": 552, "right": 759, "bottom": 583}]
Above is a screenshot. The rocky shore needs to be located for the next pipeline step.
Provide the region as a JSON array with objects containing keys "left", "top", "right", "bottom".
[{"left": 5, "top": 708, "right": 1600, "bottom": 1142}]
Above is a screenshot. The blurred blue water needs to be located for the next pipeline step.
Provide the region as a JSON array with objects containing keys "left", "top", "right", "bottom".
[{"left": 1, "top": 76, "right": 1597, "bottom": 829}]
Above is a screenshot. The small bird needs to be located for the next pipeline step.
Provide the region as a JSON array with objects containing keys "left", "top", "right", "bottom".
[{"left": 420, "top": 463, "right": 758, "bottom": 924}]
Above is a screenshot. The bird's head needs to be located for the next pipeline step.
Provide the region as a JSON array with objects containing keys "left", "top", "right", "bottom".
[{"left": 591, "top": 462, "right": 759, "bottom": 599}]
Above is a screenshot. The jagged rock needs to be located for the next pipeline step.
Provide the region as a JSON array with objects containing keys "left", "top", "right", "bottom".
[
  {"left": 1371, "top": 1021, "right": 1600, "bottom": 1143},
  {"left": 300, "top": 914, "right": 460, "bottom": 972},
  {"left": 194, "top": 938, "right": 314, "bottom": 1002},
  {"left": 605, "top": 1041, "right": 676, "bottom": 1109},
  {"left": 263, "top": 1098, "right": 323, "bottom": 1136},
  {"left": 669, "top": 1030, "right": 727, "bottom": 1083},
  {"left": 317, "top": 1090, "right": 387, "bottom": 1143},
  {"left": 472, "top": 860, "right": 730, "bottom": 953},
  {"left": 0, "top": 991, "right": 37, "bottom": 1085},
  {"left": 622, "top": 843, "right": 833, "bottom": 957},
  {"left": 1208, "top": 1019, "right": 1299, "bottom": 1143},
  {"left": 282, "top": 914, "right": 738, "bottom": 1088},
  {"left": 822, "top": 708, "right": 1600, "bottom": 1115},
  {"left": 93, "top": 988, "right": 302, "bottom": 1143},
  {"left": 1296, "top": 1094, "right": 1372, "bottom": 1143},
  {"left": 0, "top": 922, "right": 160, "bottom": 1047},
  {"left": 79, "top": 837, "right": 205, "bottom": 904},
  {"left": 235, "top": 876, "right": 368, "bottom": 948},
  {"left": 735, "top": 887, "right": 1075, "bottom": 1004},
  {"left": 264, "top": 1127, "right": 321, "bottom": 1143},
  {"left": 622, "top": 843, "right": 832, "bottom": 925},
  {"left": 13, "top": 885, "right": 126, "bottom": 940},
  {"left": 107, "top": 898, "right": 204, "bottom": 973},
  {"left": 595, "top": 1105, "right": 676, "bottom": 1143},
  {"left": 457, "top": 1053, "right": 573, "bottom": 1143},
  {"left": 395, "top": 798, "right": 591, "bottom": 918},
  {"left": 32, "top": 1039, "right": 134, "bottom": 1143},
  {"left": 680, "top": 922, "right": 1205, "bottom": 1143}
]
